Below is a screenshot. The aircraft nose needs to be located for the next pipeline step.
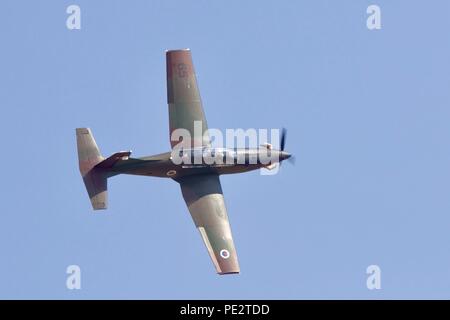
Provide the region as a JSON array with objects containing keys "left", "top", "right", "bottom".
[{"left": 280, "top": 151, "right": 291, "bottom": 160}]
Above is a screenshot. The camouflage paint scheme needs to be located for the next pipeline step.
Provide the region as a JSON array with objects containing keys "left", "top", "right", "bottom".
[{"left": 76, "top": 49, "right": 291, "bottom": 275}]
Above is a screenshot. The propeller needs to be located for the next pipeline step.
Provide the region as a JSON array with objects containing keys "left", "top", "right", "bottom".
[
  {"left": 287, "top": 155, "right": 296, "bottom": 165},
  {"left": 280, "top": 128, "right": 287, "bottom": 151},
  {"left": 280, "top": 127, "right": 295, "bottom": 166}
]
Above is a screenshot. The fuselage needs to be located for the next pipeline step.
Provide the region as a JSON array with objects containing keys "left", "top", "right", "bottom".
[{"left": 108, "top": 147, "right": 291, "bottom": 179}]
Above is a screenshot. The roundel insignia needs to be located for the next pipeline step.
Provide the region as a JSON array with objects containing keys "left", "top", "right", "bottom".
[
  {"left": 166, "top": 170, "right": 177, "bottom": 176},
  {"left": 220, "top": 249, "right": 230, "bottom": 259}
]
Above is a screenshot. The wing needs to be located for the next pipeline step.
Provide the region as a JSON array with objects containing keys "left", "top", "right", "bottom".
[
  {"left": 178, "top": 174, "right": 240, "bottom": 275},
  {"left": 166, "top": 49, "right": 210, "bottom": 149}
]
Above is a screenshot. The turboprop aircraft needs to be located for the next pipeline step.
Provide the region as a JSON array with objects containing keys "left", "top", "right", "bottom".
[{"left": 76, "top": 49, "right": 292, "bottom": 275}]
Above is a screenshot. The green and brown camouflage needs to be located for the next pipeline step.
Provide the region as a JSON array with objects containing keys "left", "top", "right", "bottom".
[{"left": 76, "top": 49, "right": 291, "bottom": 275}]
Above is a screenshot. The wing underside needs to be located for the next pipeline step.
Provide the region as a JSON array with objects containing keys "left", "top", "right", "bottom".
[
  {"left": 178, "top": 174, "right": 240, "bottom": 275},
  {"left": 166, "top": 49, "right": 210, "bottom": 148}
]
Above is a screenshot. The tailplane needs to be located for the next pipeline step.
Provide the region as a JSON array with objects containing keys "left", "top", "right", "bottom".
[{"left": 76, "top": 128, "right": 107, "bottom": 210}]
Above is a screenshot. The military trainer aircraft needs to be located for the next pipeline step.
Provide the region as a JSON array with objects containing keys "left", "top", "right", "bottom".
[{"left": 76, "top": 49, "right": 292, "bottom": 275}]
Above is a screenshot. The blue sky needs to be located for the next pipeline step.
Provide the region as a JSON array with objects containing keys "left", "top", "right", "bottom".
[{"left": 1, "top": 0, "right": 450, "bottom": 299}]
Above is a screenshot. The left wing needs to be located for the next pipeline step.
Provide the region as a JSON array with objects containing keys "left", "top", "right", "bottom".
[
  {"left": 177, "top": 174, "right": 240, "bottom": 275},
  {"left": 166, "top": 49, "right": 210, "bottom": 149}
]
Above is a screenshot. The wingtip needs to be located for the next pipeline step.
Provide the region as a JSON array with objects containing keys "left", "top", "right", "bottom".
[
  {"left": 165, "top": 48, "right": 191, "bottom": 54},
  {"left": 76, "top": 127, "right": 90, "bottom": 134},
  {"left": 218, "top": 271, "right": 240, "bottom": 276}
]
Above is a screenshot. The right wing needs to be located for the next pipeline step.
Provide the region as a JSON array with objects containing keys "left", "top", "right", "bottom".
[
  {"left": 166, "top": 49, "right": 210, "bottom": 149},
  {"left": 177, "top": 174, "right": 240, "bottom": 275}
]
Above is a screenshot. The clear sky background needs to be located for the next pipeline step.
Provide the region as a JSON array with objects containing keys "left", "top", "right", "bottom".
[{"left": 1, "top": 0, "right": 450, "bottom": 299}]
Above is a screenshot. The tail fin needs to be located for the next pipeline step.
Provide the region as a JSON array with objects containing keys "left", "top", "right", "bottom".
[{"left": 76, "top": 128, "right": 108, "bottom": 210}]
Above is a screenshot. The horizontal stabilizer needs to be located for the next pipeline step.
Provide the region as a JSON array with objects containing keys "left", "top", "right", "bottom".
[
  {"left": 76, "top": 128, "right": 108, "bottom": 210},
  {"left": 95, "top": 151, "right": 131, "bottom": 169},
  {"left": 82, "top": 170, "right": 108, "bottom": 210}
]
